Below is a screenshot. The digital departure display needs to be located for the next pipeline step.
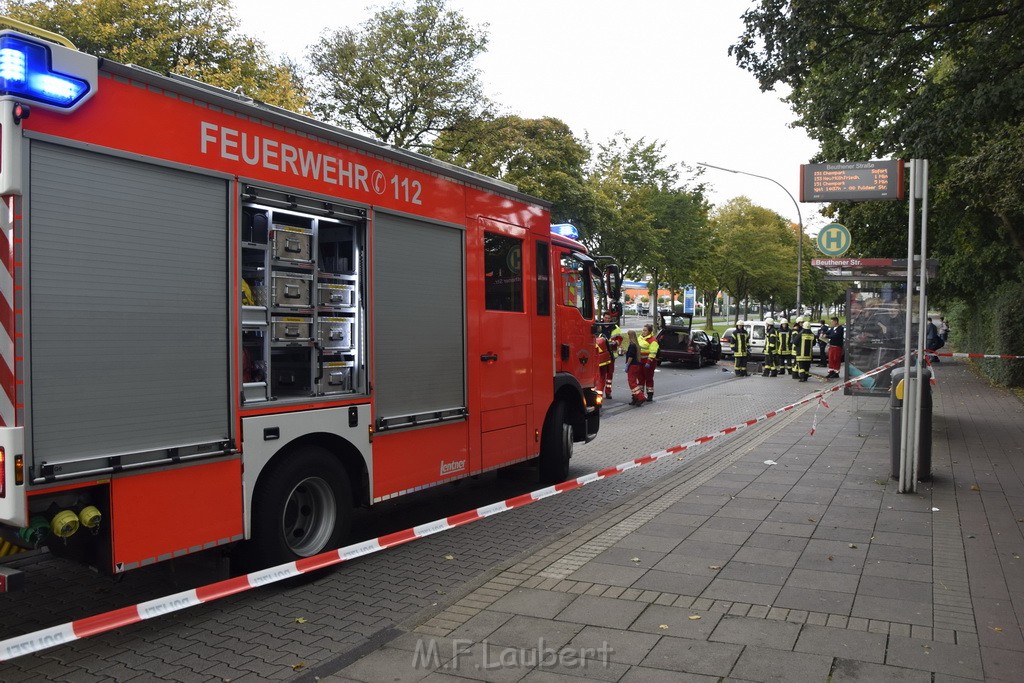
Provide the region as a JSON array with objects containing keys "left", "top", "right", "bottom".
[{"left": 800, "top": 160, "right": 904, "bottom": 202}]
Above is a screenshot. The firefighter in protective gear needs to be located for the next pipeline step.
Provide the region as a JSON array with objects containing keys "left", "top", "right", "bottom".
[
  {"left": 789, "top": 318, "right": 805, "bottom": 379},
  {"left": 595, "top": 335, "right": 613, "bottom": 395},
  {"left": 638, "top": 323, "right": 660, "bottom": 401},
  {"left": 789, "top": 318, "right": 803, "bottom": 379},
  {"left": 778, "top": 318, "right": 793, "bottom": 375},
  {"left": 762, "top": 318, "right": 782, "bottom": 377},
  {"left": 599, "top": 312, "right": 623, "bottom": 398},
  {"left": 795, "top": 316, "right": 816, "bottom": 382},
  {"left": 732, "top": 320, "right": 750, "bottom": 376}
]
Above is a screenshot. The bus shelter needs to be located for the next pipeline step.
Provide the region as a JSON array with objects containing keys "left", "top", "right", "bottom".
[{"left": 812, "top": 258, "right": 938, "bottom": 397}]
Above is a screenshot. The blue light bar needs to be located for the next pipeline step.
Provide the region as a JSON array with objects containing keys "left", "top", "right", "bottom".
[
  {"left": 0, "top": 35, "right": 90, "bottom": 108},
  {"left": 551, "top": 223, "right": 579, "bottom": 240}
]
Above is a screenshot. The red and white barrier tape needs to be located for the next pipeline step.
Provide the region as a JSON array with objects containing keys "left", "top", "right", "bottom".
[
  {"left": 921, "top": 354, "right": 940, "bottom": 385},
  {"left": 0, "top": 357, "right": 906, "bottom": 662},
  {"left": 932, "top": 351, "right": 1024, "bottom": 360}
]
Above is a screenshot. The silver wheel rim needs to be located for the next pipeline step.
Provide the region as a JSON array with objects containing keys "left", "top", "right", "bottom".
[
  {"left": 561, "top": 423, "right": 573, "bottom": 461},
  {"left": 281, "top": 476, "right": 336, "bottom": 556}
]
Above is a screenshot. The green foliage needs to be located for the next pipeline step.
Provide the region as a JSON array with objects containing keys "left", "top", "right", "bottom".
[
  {"left": 733, "top": 0, "right": 1024, "bottom": 385},
  {"left": 946, "top": 283, "right": 1024, "bottom": 386},
  {"left": 711, "top": 197, "right": 795, "bottom": 309},
  {"left": 431, "top": 115, "right": 594, "bottom": 227},
  {"left": 306, "top": 0, "right": 488, "bottom": 149},
  {"left": 651, "top": 188, "right": 711, "bottom": 302},
  {"left": 1, "top": 0, "right": 307, "bottom": 110},
  {"left": 584, "top": 135, "right": 706, "bottom": 286}
]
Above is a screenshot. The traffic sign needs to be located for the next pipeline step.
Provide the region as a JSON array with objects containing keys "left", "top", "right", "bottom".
[{"left": 816, "top": 223, "right": 851, "bottom": 257}]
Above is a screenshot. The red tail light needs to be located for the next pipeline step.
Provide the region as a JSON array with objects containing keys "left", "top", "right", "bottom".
[{"left": 0, "top": 447, "right": 5, "bottom": 497}]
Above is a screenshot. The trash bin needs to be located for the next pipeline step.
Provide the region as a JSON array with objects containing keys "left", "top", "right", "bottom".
[{"left": 890, "top": 367, "right": 932, "bottom": 481}]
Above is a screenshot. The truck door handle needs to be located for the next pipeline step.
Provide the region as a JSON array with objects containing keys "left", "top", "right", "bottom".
[{"left": 480, "top": 353, "right": 498, "bottom": 362}]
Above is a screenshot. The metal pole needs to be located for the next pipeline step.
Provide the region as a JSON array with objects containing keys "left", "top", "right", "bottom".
[
  {"left": 899, "top": 160, "right": 918, "bottom": 493},
  {"left": 912, "top": 160, "right": 929, "bottom": 486},
  {"left": 698, "top": 163, "right": 803, "bottom": 310}
]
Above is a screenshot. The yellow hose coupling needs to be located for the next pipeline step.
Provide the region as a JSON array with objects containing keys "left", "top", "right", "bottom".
[
  {"left": 78, "top": 505, "right": 102, "bottom": 530},
  {"left": 50, "top": 509, "right": 80, "bottom": 538}
]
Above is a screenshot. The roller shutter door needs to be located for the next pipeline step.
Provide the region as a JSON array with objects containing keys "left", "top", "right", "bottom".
[
  {"left": 28, "top": 142, "right": 229, "bottom": 465},
  {"left": 372, "top": 213, "right": 464, "bottom": 423}
]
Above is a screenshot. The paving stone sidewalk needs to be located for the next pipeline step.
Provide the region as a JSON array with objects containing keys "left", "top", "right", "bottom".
[{"left": 328, "top": 361, "right": 1024, "bottom": 682}]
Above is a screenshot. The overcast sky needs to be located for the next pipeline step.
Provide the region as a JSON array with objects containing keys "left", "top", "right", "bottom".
[{"left": 234, "top": 0, "right": 827, "bottom": 233}]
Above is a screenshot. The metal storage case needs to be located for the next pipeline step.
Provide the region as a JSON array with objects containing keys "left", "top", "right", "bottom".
[
  {"left": 271, "top": 271, "right": 312, "bottom": 308},
  {"left": 317, "top": 280, "right": 356, "bottom": 308},
  {"left": 318, "top": 317, "right": 353, "bottom": 350},
  {"left": 271, "top": 226, "right": 312, "bottom": 261},
  {"left": 319, "top": 358, "right": 354, "bottom": 393},
  {"left": 272, "top": 316, "right": 313, "bottom": 342}
]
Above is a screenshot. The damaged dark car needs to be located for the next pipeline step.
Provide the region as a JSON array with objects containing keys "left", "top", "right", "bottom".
[{"left": 655, "top": 312, "right": 722, "bottom": 368}]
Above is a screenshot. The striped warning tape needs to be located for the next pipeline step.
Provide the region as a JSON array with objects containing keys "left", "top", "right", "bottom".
[
  {"left": 932, "top": 351, "right": 1024, "bottom": 360},
  {"left": 0, "top": 356, "right": 907, "bottom": 662}
]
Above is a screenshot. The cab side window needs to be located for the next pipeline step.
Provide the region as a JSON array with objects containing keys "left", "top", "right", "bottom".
[
  {"left": 559, "top": 253, "right": 593, "bottom": 318},
  {"left": 484, "top": 232, "right": 524, "bottom": 312}
]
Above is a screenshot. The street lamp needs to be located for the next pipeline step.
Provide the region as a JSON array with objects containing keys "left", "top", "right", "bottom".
[{"left": 698, "top": 162, "right": 804, "bottom": 312}]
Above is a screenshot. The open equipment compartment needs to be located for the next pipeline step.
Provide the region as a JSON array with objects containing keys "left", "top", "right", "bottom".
[{"left": 240, "top": 190, "right": 365, "bottom": 403}]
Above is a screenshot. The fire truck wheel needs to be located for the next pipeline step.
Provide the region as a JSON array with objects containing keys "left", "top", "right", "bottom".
[
  {"left": 539, "top": 401, "right": 572, "bottom": 484},
  {"left": 240, "top": 447, "right": 352, "bottom": 572}
]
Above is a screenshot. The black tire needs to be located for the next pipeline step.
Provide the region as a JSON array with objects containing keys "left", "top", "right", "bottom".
[
  {"left": 539, "top": 401, "right": 572, "bottom": 484},
  {"left": 237, "top": 446, "right": 352, "bottom": 573}
]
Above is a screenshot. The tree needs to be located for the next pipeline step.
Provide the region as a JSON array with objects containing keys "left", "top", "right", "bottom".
[
  {"left": 796, "top": 233, "right": 844, "bottom": 318},
  {"left": 651, "top": 188, "right": 711, "bottom": 308},
  {"left": 0, "top": 0, "right": 307, "bottom": 110},
  {"left": 712, "top": 197, "right": 793, "bottom": 319},
  {"left": 733, "top": 1, "right": 1024, "bottom": 382},
  {"left": 584, "top": 165, "right": 658, "bottom": 279},
  {"left": 731, "top": 1, "right": 1024, "bottom": 299},
  {"left": 307, "top": 0, "right": 488, "bottom": 149},
  {"left": 582, "top": 135, "right": 667, "bottom": 280},
  {"left": 586, "top": 136, "right": 702, "bottom": 272},
  {"left": 431, "top": 115, "right": 595, "bottom": 226}
]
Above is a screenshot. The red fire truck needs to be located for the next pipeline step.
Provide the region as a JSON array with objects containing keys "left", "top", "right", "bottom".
[{"left": 0, "top": 25, "right": 620, "bottom": 587}]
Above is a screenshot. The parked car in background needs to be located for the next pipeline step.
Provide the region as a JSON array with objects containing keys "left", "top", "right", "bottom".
[
  {"left": 741, "top": 321, "right": 768, "bottom": 358},
  {"left": 656, "top": 312, "right": 722, "bottom": 367},
  {"left": 721, "top": 327, "right": 737, "bottom": 358},
  {"left": 721, "top": 321, "right": 767, "bottom": 359}
]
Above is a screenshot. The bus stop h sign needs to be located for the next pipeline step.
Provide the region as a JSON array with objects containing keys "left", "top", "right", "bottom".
[{"left": 817, "top": 222, "right": 851, "bottom": 257}]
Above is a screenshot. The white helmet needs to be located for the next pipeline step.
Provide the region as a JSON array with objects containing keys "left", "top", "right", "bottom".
[
  {"left": 765, "top": 317, "right": 775, "bottom": 326},
  {"left": 779, "top": 318, "right": 788, "bottom": 325}
]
